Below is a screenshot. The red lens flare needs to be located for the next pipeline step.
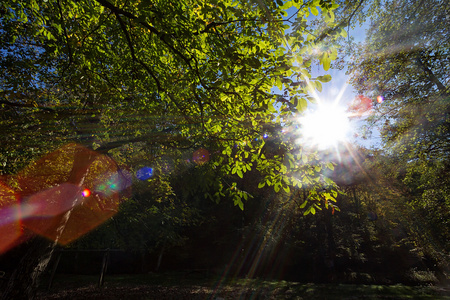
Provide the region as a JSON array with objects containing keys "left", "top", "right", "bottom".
[
  {"left": 193, "top": 148, "right": 210, "bottom": 164},
  {"left": 82, "top": 188, "right": 91, "bottom": 197},
  {"left": 348, "top": 95, "right": 373, "bottom": 116}
]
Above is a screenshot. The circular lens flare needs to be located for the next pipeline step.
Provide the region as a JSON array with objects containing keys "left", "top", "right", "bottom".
[
  {"left": 193, "top": 148, "right": 210, "bottom": 164},
  {"left": 136, "top": 167, "right": 153, "bottom": 180},
  {"left": 81, "top": 188, "right": 91, "bottom": 197}
]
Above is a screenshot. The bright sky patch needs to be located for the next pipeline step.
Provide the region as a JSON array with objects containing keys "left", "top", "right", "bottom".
[{"left": 299, "top": 104, "right": 351, "bottom": 149}]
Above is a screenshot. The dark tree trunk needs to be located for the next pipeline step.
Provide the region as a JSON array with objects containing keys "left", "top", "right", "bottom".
[
  {"left": 415, "top": 53, "right": 449, "bottom": 97},
  {"left": 2, "top": 145, "right": 98, "bottom": 300},
  {"left": 324, "top": 208, "right": 337, "bottom": 282},
  {"left": 155, "top": 243, "right": 165, "bottom": 272},
  {"left": 1, "top": 238, "right": 55, "bottom": 300}
]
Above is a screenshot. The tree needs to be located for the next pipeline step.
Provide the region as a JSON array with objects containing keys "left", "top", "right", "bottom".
[
  {"left": 0, "top": 0, "right": 343, "bottom": 207},
  {"left": 346, "top": 0, "right": 450, "bottom": 275},
  {"left": 0, "top": 0, "right": 345, "bottom": 298},
  {"left": 348, "top": 0, "right": 449, "bottom": 157}
]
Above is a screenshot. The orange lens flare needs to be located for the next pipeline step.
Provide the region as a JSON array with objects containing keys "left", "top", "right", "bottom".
[
  {"left": 11, "top": 143, "right": 130, "bottom": 247},
  {"left": 0, "top": 181, "right": 22, "bottom": 254},
  {"left": 82, "top": 188, "right": 91, "bottom": 197}
]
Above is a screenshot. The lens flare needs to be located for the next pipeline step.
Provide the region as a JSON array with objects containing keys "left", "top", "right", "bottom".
[
  {"left": 348, "top": 95, "right": 373, "bottom": 116},
  {"left": 136, "top": 167, "right": 153, "bottom": 180},
  {"left": 0, "top": 182, "right": 22, "bottom": 254},
  {"left": 17, "top": 143, "right": 128, "bottom": 246},
  {"left": 81, "top": 188, "right": 91, "bottom": 197},
  {"left": 377, "top": 95, "right": 384, "bottom": 103},
  {"left": 24, "top": 184, "right": 83, "bottom": 217},
  {"left": 95, "top": 172, "right": 130, "bottom": 194},
  {"left": 193, "top": 148, "right": 210, "bottom": 164}
]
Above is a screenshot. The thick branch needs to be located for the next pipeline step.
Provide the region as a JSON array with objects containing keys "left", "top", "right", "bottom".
[
  {"left": 415, "top": 53, "right": 449, "bottom": 97},
  {"left": 56, "top": 0, "right": 73, "bottom": 65},
  {"left": 96, "top": 130, "right": 190, "bottom": 154},
  {"left": 197, "top": 18, "right": 258, "bottom": 34},
  {"left": 0, "top": 98, "right": 54, "bottom": 112}
]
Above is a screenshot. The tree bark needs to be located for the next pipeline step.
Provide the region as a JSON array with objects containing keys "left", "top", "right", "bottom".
[
  {"left": 155, "top": 243, "right": 166, "bottom": 272},
  {"left": 415, "top": 53, "right": 449, "bottom": 97},
  {"left": 2, "top": 238, "right": 54, "bottom": 300},
  {"left": 2, "top": 145, "right": 98, "bottom": 300}
]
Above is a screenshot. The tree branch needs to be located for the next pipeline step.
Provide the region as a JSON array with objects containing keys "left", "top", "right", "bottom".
[
  {"left": 415, "top": 52, "right": 449, "bottom": 97},
  {"left": 0, "top": 98, "right": 54, "bottom": 112},
  {"left": 197, "top": 19, "right": 258, "bottom": 34},
  {"left": 95, "top": 0, "right": 192, "bottom": 64}
]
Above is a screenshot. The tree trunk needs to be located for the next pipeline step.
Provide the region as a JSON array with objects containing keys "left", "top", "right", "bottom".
[
  {"left": 2, "top": 145, "right": 98, "bottom": 300},
  {"left": 324, "top": 208, "right": 337, "bottom": 282},
  {"left": 415, "top": 53, "right": 449, "bottom": 97},
  {"left": 155, "top": 242, "right": 166, "bottom": 272},
  {"left": 1, "top": 238, "right": 55, "bottom": 300}
]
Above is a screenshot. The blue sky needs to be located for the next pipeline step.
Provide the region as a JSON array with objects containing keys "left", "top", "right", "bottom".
[
  {"left": 279, "top": 5, "right": 381, "bottom": 149},
  {"left": 307, "top": 20, "right": 381, "bottom": 149}
]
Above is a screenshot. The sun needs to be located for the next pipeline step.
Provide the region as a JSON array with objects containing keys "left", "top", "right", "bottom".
[{"left": 299, "top": 104, "right": 351, "bottom": 149}]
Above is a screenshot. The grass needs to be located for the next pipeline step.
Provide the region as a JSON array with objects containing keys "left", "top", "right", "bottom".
[{"left": 37, "top": 273, "right": 450, "bottom": 300}]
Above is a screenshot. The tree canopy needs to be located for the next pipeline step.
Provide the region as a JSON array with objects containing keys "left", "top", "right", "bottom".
[
  {"left": 346, "top": 0, "right": 450, "bottom": 261},
  {"left": 0, "top": 1, "right": 348, "bottom": 297},
  {"left": 2, "top": 1, "right": 450, "bottom": 298},
  {"left": 0, "top": 0, "right": 345, "bottom": 210}
]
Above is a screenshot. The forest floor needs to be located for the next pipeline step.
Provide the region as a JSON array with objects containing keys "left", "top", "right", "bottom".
[{"left": 35, "top": 273, "right": 450, "bottom": 300}]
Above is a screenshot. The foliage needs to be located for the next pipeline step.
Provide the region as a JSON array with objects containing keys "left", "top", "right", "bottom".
[
  {"left": 0, "top": 2, "right": 349, "bottom": 297},
  {"left": 346, "top": 0, "right": 449, "bottom": 261},
  {"left": 300, "top": 0, "right": 450, "bottom": 269},
  {"left": 348, "top": 0, "right": 449, "bottom": 157},
  {"left": 0, "top": 0, "right": 344, "bottom": 216}
]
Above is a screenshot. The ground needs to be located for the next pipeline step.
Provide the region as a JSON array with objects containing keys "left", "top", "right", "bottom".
[{"left": 34, "top": 273, "right": 450, "bottom": 300}]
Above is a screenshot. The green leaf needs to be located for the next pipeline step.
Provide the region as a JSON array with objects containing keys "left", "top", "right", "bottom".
[
  {"left": 302, "top": 154, "right": 308, "bottom": 164},
  {"left": 303, "top": 206, "right": 312, "bottom": 215},
  {"left": 236, "top": 169, "right": 243, "bottom": 178},
  {"left": 317, "top": 74, "right": 332, "bottom": 83},
  {"left": 300, "top": 200, "right": 308, "bottom": 208},
  {"left": 322, "top": 56, "right": 331, "bottom": 71},
  {"left": 311, "top": 6, "right": 319, "bottom": 16},
  {"left": 258, "top": 182, "right": 266, "bottom": 188},
  {"left": 297, "top": 98, "right": 307, "bottom": 112},
  {"left": 235, "top": 198, "right": 244, "bottom": 210},
  {"left": 315, "top": 81, "right": 322, "bottom": 92},
  {"left": 248, "top": 57, "right": 261, "bottom": 69},
  {"left": 274, "top": 183, "right": 281, "bottom": 193},
  {"left": 275, "top": 78, "right": 283, "bottom": 90}
]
